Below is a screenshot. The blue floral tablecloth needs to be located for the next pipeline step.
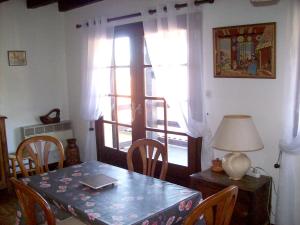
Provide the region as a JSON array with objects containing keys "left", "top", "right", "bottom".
[{"left": 17, "top": 161, "right": 203, "bottom": 225}]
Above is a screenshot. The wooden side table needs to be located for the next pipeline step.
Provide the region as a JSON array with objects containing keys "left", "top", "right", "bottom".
[
  {"left": 190, "top": 169, "right": 272, "bottom": 225},
  {"left": 8, "top": 154, "right": 18, "bottom": 178}
]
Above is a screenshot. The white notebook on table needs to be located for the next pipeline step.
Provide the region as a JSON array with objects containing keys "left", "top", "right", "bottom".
[{"left": 79, "top": 174, "right": 117, "bottom": 189}]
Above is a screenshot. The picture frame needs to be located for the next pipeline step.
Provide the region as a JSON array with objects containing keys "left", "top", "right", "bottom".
[
  {"left": 213, "top": 22, "right": 276, "bottom": 79},
  {"left": 8, "top": 51, "right": 27, "bottom": 66}
]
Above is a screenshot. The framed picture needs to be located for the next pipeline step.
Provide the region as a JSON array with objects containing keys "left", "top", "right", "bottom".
[
  {"left": 8, "top": 51, "right": 27, "bottom": 66},
  {"left": 213, "top": 22, "right": 276, "bottom": 79}
]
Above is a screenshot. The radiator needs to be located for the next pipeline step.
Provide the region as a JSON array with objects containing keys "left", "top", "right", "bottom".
[{"left": 21, "top": 121, "right": 74, "bottom": 163}]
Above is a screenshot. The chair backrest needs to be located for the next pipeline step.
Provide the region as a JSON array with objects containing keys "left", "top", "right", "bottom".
[
  {"left": 184, "top": 185, "right": 238, "bottom": 225},
  {"left": 16, "top": 135, "right": 64, "bottom": 177},
  {"left": 10, "top": 177, "right": 56, "bottom": 225},
  {"left": 127, "top": 138, "right": 168, "bottom": 180}
]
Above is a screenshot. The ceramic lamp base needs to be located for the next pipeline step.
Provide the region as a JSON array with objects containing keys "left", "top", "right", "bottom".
[{"left": 222, "top": 152, "right": 251, "bottom": 180}]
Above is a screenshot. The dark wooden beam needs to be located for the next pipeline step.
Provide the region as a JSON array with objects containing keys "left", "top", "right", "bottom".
[
  {"left": 58, "top": 0, "right": 104, "bottom": 12},
  {"left": 27, "top": 0, "right": 57, "bottom": 9},
  {"left": 0, "top": 0, "right": 9, "bottom": 3},
  {"left": 27, "top": 0, "right": 213, "bottom": 12}
]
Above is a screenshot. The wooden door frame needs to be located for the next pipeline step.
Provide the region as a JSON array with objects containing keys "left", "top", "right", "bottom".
[{"left": 94, "top": 22, "right": 203, "bottom": 187}]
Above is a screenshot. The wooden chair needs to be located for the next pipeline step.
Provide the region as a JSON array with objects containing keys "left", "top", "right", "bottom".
[
  {"left": 16, "top": 135, "right": 64, "bottom": 177},
  {"left": 184, "top": 185, "right": 238, "bottom": 225},
  {"left": 10, "top": 177, "right": 85, "bottom": 225},
  {"left": 127, "top": 138, "right": 168, "bottom": 180}
]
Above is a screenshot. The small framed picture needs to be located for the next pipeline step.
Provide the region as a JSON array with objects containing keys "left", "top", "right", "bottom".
[{"left": 8, "top": 51, "right": 27, "bottom": 66}]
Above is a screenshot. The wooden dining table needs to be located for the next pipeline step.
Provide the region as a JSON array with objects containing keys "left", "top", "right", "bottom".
[{"left": 17, "top": 161, "right": 203, "bottom": 225}]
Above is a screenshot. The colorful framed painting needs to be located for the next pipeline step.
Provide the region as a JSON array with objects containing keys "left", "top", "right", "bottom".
[
  {"left": 8, "top": 51, "right": 27, "bottom": 66},
  {"left": 213, "top": 22, "right": 276, "bottom": 79}
]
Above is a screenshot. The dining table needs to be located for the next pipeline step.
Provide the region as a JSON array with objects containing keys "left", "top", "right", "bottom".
[{"left": 16, "top": 160, "right": 204, "bottom": 225}]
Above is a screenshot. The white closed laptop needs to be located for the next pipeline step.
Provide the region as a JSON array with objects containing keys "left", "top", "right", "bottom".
[{"left": 79, "top": 174, "right": 117, "bottom": 189}]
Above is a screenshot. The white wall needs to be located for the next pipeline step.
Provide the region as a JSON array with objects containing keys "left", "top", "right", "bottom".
[
  {"left": 64, "top": 0, "right": 289, "bottom": 221},
  {"left": 0, "top": 0, "right": 69, "bottom": 152},
  {"left": 203, "top": 0, "right": 288, "bottom": 221}
]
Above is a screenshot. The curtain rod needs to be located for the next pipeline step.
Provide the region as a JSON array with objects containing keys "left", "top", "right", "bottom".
[{"left": 76, "top": 0, "right": 214, "bottom": 29}]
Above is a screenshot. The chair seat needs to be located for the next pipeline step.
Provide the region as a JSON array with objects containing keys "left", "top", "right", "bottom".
[{"left": 57, "top": 216, "right": 86, "bottom": 225}]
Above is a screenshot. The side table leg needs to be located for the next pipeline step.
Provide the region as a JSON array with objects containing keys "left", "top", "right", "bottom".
[{"left": 12, "top": 159, "right": 17, "bottom": 178}]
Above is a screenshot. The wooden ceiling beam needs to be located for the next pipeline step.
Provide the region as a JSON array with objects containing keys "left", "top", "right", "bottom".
[
  {"left": 27, "top": 0, "right": 57, "bottom": 9},
  {"left": 58, "top": 0, "right": 104, "bottom": 12},
  {"left": 0, "top": 0, "right": 9, "bottom": 2},
  {"left": 26, "top": 0, "right": 213, "bottom": 12}
]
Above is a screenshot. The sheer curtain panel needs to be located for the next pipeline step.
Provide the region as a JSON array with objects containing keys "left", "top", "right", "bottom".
[
  {"left": 142, "top": 0, "right": 213, "bottom": 170},
  {"left": 276, "top": 0, "right": 300, "bottom": 224},
  {"left": 80, "top": 18, "right": 114, "bottom": 161}
]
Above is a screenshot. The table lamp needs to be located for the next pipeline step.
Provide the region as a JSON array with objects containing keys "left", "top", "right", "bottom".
[{"left": 212, "top": 115, "right": 263, "bottom": 180}]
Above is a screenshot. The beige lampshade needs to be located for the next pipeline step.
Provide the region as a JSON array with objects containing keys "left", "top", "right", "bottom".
[{"left": 212, "top": 115, "right": 264, "bottom": 152}]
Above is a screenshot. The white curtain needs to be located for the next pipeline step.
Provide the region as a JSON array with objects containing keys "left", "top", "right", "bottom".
[
  {"left": 80, "top": 18, "right": 114, "bottom": 161},
  {"left": 276, "top": 0, "right": 300, "bottom": 224},
  {"left": 142, "top": 0, "right": 213, "bottom": 170}
]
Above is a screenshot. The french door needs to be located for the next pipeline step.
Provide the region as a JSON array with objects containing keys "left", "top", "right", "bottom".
[{"left": 95, "top": 22, "right": 201, "bottom": 186}]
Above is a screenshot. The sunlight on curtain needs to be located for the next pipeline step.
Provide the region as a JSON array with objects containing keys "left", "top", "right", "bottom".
[
  {"left": 144, "top": 28, "right": 189, "bottom": 128},
  {"left": 80, "top": 18, "right": 114, "bottom": 161},
  {"left": 276, "top": 0, "right": 300, "bottom": 224},
  {"left": 142, "top": 1, "right": 213, "bottom": 169}
]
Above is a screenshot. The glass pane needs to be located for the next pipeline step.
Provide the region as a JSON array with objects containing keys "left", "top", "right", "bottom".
[
  {"left": 144, "top": 28, "right": 187, "bottom": 65},
  {"left": 117, "top": 97, "right": 131, "bottom": 125},
  {"left": 115, "top": 37, "right": 130, "bottom": 66},
  {"left": 144, "top": 67, "right": 188, "bottom": 98},
  {"left": 102, "top": 96, "right": 115, "bottom": 121},
  {"left": 144, "top": 67, "right": 156, "bottom": 97},
  {"left": 116, "top": 68, "right": 131, "bottom": 96},
  {"left": 146, "top": 131, "right": 187, "bottom": 166},
  {"left": 144, "top": 40, "right": 151, "bottom": 65},
  {"left": 145, "top": 99, "right": 164, "bottom": 130},
  {"left": 167, "top": 134, "right": 187, "bottom": 166},
  {"left": 145, "top": 67, "right": 188, "bottom": 133},
  {"left": 104, "top": 123, "right": 117, "bottom": 149},
  {"left": 119, "top": 126, "right": 132, "bottom": 152},
  {"left": 145, "top": 99, "right": 182, "bottom": 132},
  {"left": 146, "top": 130, "right": 165, "bottom": 145}
]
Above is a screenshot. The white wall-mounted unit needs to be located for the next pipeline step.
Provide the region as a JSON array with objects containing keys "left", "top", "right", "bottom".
[{"left": 21, "top": 121, "right": 74, "bottom": 163}]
